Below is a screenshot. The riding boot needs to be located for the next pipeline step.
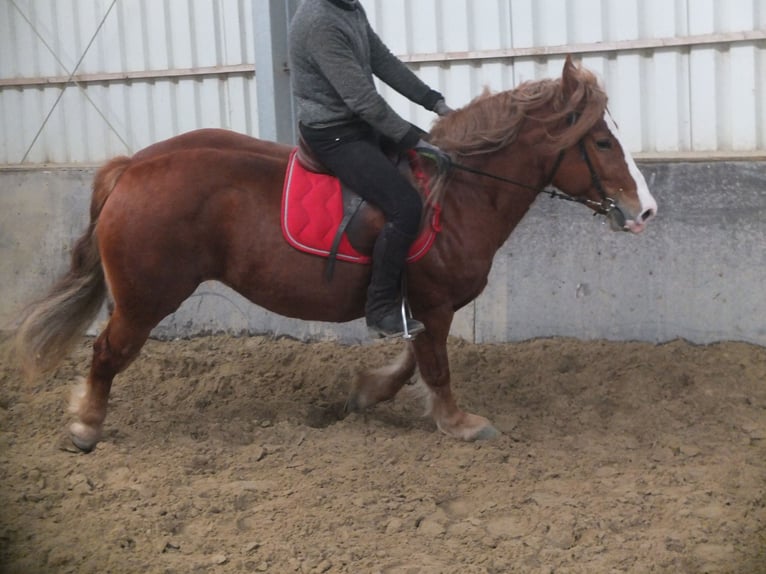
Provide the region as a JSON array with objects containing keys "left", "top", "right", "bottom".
[{"left": 365, "top": 223, "right": 425, "bottom": 338}]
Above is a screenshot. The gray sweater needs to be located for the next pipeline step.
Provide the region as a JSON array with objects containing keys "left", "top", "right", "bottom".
[{"left": 288, "top": 0, "right": 442, "bottom": 147}]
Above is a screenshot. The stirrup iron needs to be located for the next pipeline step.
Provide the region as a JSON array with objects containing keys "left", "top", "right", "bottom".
[
  {"left": 399, "top": 274, "right": 424, "bottom": 340},
  {"left": 400, "top": 296, "right": 415, "bottom": 340}
]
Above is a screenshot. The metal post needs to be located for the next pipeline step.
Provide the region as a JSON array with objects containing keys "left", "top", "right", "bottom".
[{"left": 254, "top": 0, "right": 299, "bottom": 145}]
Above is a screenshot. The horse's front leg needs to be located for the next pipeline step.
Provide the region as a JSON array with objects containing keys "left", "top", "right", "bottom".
[
  {"left": 413, "top": 315, "right": 499, "bottom": 441},
  {"left": 347, "top": 343, "right": 417, "bottom": 411}
]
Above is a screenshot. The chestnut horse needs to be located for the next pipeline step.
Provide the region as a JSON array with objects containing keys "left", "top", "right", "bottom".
[{"left": 12, "top": 57, "right": 656, "bottom": 451}]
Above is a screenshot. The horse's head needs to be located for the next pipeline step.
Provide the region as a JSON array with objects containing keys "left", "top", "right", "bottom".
[
  {"left": 548, "top": 56, "right": 657, "bottom": 233},
  {"left": 428, "top": 56, "right": 658, "bottom": 232}
]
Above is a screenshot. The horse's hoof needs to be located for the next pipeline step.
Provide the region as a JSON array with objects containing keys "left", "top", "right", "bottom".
[
  {"left": 473, "top": 425, "right": 500, "bottom": 441},
  {"left": 68, "top": 422, "right": 100, "bottom": 453},
  {"left": 345, "top": 386, "right": 374, "bottom": 413},
  {"left": 344, "top": 394, "right": 362, "bottom": 413},
  {"left": 56, "top": 433, "right": 90, "bottom": 453},
  {"left": 437, "top": 414, "right": 500, "bottom": 441},
  {"left": 69, "top": 435, "right": 96, "bottom": 453}
]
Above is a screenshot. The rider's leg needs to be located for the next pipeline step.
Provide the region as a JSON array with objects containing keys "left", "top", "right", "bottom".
[
  {"left": 365, "top": 222, "right": 424, "bottom": 337},
  {"left": 299, "top": 122, "right": 424, "bottom": 337}
]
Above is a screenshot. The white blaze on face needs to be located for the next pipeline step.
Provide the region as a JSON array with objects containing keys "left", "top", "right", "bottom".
[{"left": 604, "top": 111, "right": 657, "bottom": 232}]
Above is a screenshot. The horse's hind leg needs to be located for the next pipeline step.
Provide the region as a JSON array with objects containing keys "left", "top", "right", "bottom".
[{"left": 69, "top": 310, "right": 151, "bottom": 451}]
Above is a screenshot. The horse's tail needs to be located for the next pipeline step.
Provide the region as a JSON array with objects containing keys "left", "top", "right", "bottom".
[{"left": 11, "top": 156, "right": 132, "bottom": 378}]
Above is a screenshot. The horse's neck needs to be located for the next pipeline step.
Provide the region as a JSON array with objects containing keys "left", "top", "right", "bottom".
[{"left": 451, "top": 150, "right": 544, "bottom": 245}]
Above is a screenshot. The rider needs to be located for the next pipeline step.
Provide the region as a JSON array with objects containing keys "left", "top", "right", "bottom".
[{"left": 288, "top": 0, "right": 453, "bottom": 338}]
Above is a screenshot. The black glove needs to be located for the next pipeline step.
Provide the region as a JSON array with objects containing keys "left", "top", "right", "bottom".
[
  {"left": 433, "top": 99, "right": 454, "bottom": 117},
  {"left": 415, "top": 139, "right": 451, "bottom": 170}
]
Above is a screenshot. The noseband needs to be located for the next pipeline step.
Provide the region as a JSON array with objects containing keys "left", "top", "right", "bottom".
[{"left": 435, "top": 112, "right": 626, "bottom": 226}]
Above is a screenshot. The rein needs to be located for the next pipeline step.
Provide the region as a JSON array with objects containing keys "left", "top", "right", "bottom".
[
  {"left": 447, "top": 153, "right": 577, "bottom": 203},
  {"left": 420, "top": 111, "right": 625, "bottom": 225},
  {"left": 444, "top": 149, "right": 617, "bottom": 216}
]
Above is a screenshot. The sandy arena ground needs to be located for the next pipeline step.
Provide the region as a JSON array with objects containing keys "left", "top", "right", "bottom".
[{"left": 1, "top": 334, "right": 765, "bottom": 573}]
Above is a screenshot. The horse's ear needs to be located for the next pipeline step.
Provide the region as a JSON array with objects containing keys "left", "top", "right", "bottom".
[{"left": 561, "top": 54, "right": 579, "bottom": 100}]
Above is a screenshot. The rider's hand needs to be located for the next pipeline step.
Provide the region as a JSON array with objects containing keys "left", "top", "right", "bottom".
[
  {"left": 433, "top": 99, "right": 454, "bottom": 117},
  {"left": 415, "top": 139, "right": 451, "bottom": 170}
]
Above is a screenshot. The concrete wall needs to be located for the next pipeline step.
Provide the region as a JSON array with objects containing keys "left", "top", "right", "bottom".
[
  {"left": 477, "top": 161, "right": 766, "bottom": 345},
  {"left": 1, "top": 161, "right": 764, "bottom": 346}
]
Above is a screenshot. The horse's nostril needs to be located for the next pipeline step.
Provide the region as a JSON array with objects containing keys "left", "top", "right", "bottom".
[{"left": 640, "top": 208, "right": 655, "bottom": 222}]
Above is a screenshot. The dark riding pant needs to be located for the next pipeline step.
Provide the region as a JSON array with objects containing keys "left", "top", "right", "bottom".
[{"left": 298, "top": 121, "right": 423, "bottom": 237}]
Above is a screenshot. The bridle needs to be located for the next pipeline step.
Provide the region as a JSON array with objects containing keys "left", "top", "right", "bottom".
[
  {"left": 426, "top": 112, "right": 627, "bottom": 227},
  {"left": 575, "top": 138, "right": 626, "bottom": 228}
]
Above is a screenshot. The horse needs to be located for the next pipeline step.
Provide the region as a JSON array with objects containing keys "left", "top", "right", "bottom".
[{"left": 11, "top": 56, "right": 657, "bottom": 451}]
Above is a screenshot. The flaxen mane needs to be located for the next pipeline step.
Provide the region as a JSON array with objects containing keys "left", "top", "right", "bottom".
[{"left": 424, "top": 61, "right": 607, "bottom": 205}]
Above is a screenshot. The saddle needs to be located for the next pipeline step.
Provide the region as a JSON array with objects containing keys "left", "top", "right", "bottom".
[{"left": 281, "top": 138, "right": 440, "bottom": 280}]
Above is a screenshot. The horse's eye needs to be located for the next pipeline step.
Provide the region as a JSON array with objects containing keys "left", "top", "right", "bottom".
[{"left": 595, "top": 139, "right": 613, "bottom": 150}]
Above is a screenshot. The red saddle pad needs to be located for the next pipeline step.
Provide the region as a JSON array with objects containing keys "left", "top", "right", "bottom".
[{"left": 280, "top": 149, "right": 438, "bottom": 264}]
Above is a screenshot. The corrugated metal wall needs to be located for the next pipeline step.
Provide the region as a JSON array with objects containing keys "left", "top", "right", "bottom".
[
  {"left": 368, "top": 0, "right": 766, "bottom": 157},
  {"left": 1, "top": 0, "right": 764, "bottom": 164},
  {"left": 0, "top": 0, "right": 258, "bottom": 163}
]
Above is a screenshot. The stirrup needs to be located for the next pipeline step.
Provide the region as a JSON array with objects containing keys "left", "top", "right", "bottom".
[
  {"left": 366, "top": 296, "right": 425, "bottom": 340},
  {"left": 400, "top": 273, "right": 424, "bottom": 340},
  {"left": 366, "top": 306, "right": 424, "bottom": 340},
  {"left": 366, "top": 273, "right": 425, "bottom": 340},
  {"left": 400, "top": 296, "right": 422, "bottom": 340}
]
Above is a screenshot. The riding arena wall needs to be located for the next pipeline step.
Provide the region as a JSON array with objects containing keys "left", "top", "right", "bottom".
[{"left": 1, "top": 0, "right": 765, "bottom": 346}]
